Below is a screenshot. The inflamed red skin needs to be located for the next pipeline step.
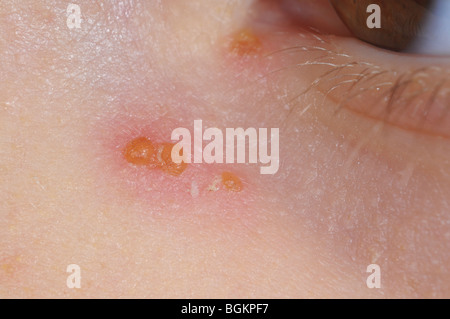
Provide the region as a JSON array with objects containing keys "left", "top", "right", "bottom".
[{"left": 0, "top": 0, "right": 448, "bottom": 298}]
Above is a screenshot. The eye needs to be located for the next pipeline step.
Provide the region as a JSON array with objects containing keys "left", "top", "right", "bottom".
[
  {"left": 330, "top": 0, "right": 450, "bottom": 55},
  {"left": 275, "top": 0, "right": 450, "bottom": 138}
]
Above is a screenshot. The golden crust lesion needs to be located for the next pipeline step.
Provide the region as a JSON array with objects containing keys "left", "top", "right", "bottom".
[
  {"left": 228, "top": 28, "right": 262, "bottom": 57},
  {"left": 221, "top": 171, "right": 243, "bottom": 192},
  {"left": 123, "top": 137, "right": 187, "bottom": 176}
]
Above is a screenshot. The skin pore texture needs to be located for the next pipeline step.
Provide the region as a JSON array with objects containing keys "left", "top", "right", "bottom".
[{"left": 0, "top": 0, "right": 449, "bottom": 298}]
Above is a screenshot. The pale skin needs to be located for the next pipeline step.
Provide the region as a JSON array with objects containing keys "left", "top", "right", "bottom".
[{"left": 0, "top": 0, "right": 449, "bottom": 298}]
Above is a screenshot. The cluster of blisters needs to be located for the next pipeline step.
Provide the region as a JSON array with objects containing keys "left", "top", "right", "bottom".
[
  {"left": 123, "top": 137, "right": 187, "bottom": 176},
  {"left": 123, "top": 137, "right": 243, "bottom": 192}
]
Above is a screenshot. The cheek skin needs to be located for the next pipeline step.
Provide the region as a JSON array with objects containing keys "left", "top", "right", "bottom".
[
  {"left": 82, "top": 2, "right": 308, "bottom": 222},
  {"left": 270, "top": 32, "right": 450, "bottom": 299},
  {"left": 279, "top": 98, "right": 450, "bottom": 296},
  {"left": 78, "top": 0, "right": 448, "bottom": 297}
]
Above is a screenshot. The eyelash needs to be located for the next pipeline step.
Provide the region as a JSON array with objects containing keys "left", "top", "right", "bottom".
[{"left": 268, "top": 3, "right": 450, "bottom": 138}]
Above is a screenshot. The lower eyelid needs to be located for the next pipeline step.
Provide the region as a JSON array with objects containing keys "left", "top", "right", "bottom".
[
  {"left": 274, "top": 30, "right": 450, "bottom": 139},
  {"left": 261, "top": 0, "right": 450, "bottom": 138}
]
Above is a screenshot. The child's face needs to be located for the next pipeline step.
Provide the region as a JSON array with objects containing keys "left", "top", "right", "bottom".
[{"left": 0, "top": 0, "right": 448, "bottom": 298}]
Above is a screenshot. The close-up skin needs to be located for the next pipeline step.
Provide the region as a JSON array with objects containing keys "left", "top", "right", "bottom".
[{"left": 0, "top": 0, "right": 449, "bottom": 298}]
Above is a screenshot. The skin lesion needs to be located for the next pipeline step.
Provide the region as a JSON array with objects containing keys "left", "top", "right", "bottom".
[
  {"left": 228, "top": 29, "right": 263, "bottom": 57},
  {"left": 123, "top": 137, "right": 188, "bottom": 175},
  {"left": 123, "top": 137, "right": 157, "bottom": 167},
  {"left": 0, "top": 251, "right": 33, "bottom": 296},
  {"left": 221, "top": 171, "right": 243, "bottom": 192}
]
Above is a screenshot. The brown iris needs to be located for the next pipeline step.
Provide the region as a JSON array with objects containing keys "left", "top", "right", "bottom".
[{"left": 329, "top": 0, "right": 434, "bottom": 52}]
